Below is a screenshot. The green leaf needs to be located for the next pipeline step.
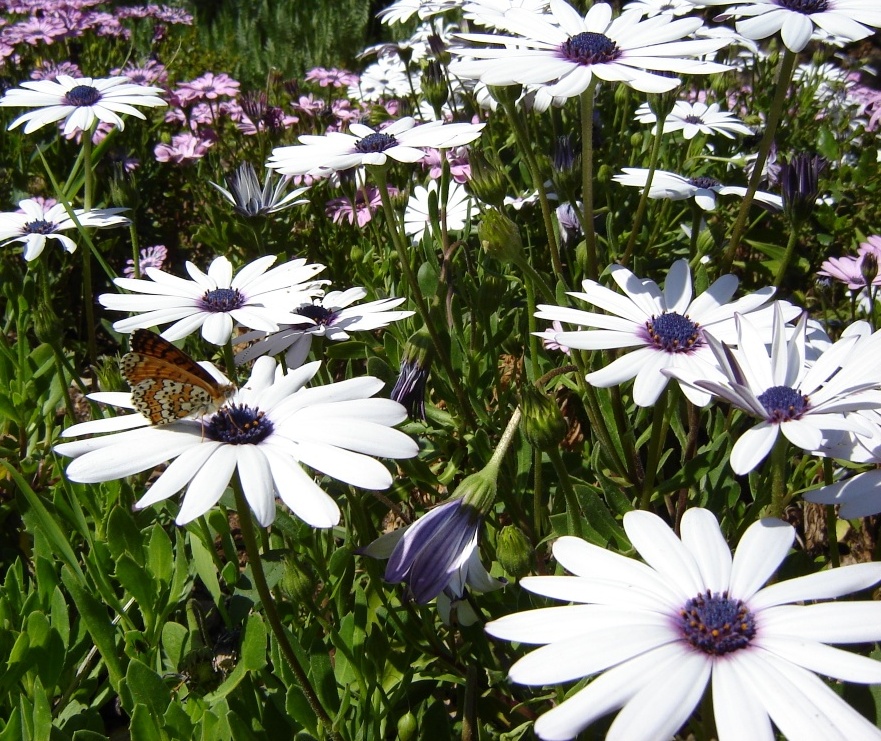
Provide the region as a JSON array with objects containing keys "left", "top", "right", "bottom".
[
  {"left": 188, "top": 531, "right": 223, "bottom": 606},
  {"left": 147, "top": 524, "right": 174, "bottom": 586},
  {"left": 2, "top": 460, "right": 84, "bottom": 581},
  {"left": 162, "top": 622, "right": 189, "bottom": 672},
  {"left": 126, "top": 659, "right": 171, "bottom": 718},
  {"left": 60, "top": 566, "right": 124, "bottom": 691},
  {"left": 130, "top": 703, "right": 165, "bottom": 741}
]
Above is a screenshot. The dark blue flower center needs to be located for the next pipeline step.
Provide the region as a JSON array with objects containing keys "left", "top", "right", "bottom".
[
  {"left": 295, "top": 304, "right": 334, "bottom": 326},
  {"left": 560, "top": 32, "right": 620, "bottom": 66},
  {"left": 24, "top": 219, "right": 58, "bottom": 234},
  {"left": 774, "top": 0, "right": 828, "bottom": 12},
  {"left": 646, "top": 312, "right": 701, "bottom": 353},
  {"left": 355, "top": 132, "right": 397, "bottom": 154},
  {"left": 757, "top": 385, "right": 809, "bottom": 422},
  {"left": 683, "top": 114, "right": 704, "bottom": 124},
  {"left": 63, "top": 84, "right": 102, "bottom": 107},
  {"left": 206, "top": 404, "right": 274, "bottom": 444},
  {"left": 689, "top": 176, "right": 721, "bottom": 189},
  {"left": 200, "top": 288, "right": 245, "bottom": 313},
  {"left": 679, "top": 591, "right": 756, "bottom": 655}
]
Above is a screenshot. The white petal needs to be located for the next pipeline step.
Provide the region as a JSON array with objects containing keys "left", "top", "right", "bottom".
[
  {"left": 730, "top": 516, "right": 794, "bottom": 600},
  {"left": 729, "top": 423, "right": 779, "bottom": 475},
  {"left": 175, "top": 447, "right": 237, "bottom": 524},
  {"left": 624, "top": 511, "right": 704, "bottom": 598},
  {"left": 712, "top": 660, "right": 774, "bottom": 741},
  {"left": 679, "top": 508, "right": 732, "bottom": 593},
  {"left": 237, "top": 445, "right": 276, "bottom": 527}
]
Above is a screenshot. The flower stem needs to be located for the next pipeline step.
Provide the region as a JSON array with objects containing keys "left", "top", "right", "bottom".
[
  {"left": 487, "top": 406, "right": 523, "bottom": 475},
  {"left": 373, "top": 168, "right": 476, "bottom": 427},
  {"left": 498, "top": 98, "right": 565, "bottom": 283},
  {"left": 768, "top": 435, "right": 789, "bottom": 518},
  {"left": 548, "top": 447, "right": 584, "bottom": 538},
  {"left": 722, "top": 47, "right": 797, "bottom": 272},
  {"left": 640, "top": 386, "right": 669, "bottom": 510},
  {"left": 822, "top": 458, "right": 840, "bottom": 568},
  {"left": 81, "top": 133, "right": 98, "bottom": 387},
  {"left": 580, "top": 83, "right": 599, "bottom": 280},
  {"left": 773, "top": 222, "right": 801, "bottom": 288},
  {"left": 620, "top": 120, "right": 664, "bottom": 267},
  {"left": 232, "top": 485, "right": 343, "bottom": 741}
]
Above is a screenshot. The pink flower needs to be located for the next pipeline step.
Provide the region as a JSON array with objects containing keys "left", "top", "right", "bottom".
[
  {"left": 818, "top": 237, "right": 881, "bottom": 290},
  {"left": 538, "top": 320, "right": 572, "bottom": 355},
  {"left": 111, "top": 60, "right": 168, "bottom": 87},
  {"left": 174, "top": 72, "right": 240, "bottom": 104},
  {"left": 293, "top": 94, "right": 325, "bottom": 117},
  {"left": 30, "top": 60, "right": 82, "bottom": 81},
  {"left": 325, "top": 185, "right": 399, "bottom": 227},
  {"left": 422, "top": 147, "right": 471, "bottom": 183},
  {"left": 123, "top": 244, "right": 167, "bottom": 279},
  {"left": 304, "top": 67, "right": 359, "bottom": 88},
  {"left": 154, "top": 132, "right": 215, "bottom": 164}
]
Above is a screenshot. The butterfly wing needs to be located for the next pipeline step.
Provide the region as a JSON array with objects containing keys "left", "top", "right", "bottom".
[{"left": 122, "top": 329, "right": 222, "bottom": 387}]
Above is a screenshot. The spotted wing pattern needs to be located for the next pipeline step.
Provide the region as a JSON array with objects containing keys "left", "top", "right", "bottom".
[{"left": 121, "top": 329, "right": 236, "bottom": 425}]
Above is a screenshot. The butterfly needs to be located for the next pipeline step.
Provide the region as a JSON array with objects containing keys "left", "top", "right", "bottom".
[{"left": 121, "top": 329, "right": 236, "bottom": 425}]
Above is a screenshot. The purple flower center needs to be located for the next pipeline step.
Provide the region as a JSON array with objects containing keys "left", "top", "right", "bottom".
[
  {"left": 560, "top": 32, "right": 621, "bottom": 66},
  {"left": 63, "top": 84, "right": 102, "bottom": 107},
  {"left": 296, "top": 304, "right": 335, "bottom": 326},
  {"left": 355, "top": 132, "right": 397, "bottom": 154},
  {"left": 24, "top": 219, "right": 58, "bottom": 235},
  {"left": 774, "top": 0, "right": 828, "bottom": 12},
  {"left": 683, "top": 114, "right": 704, "bottom": 124},
  {"left": 679, "top": 591, "right": 756, "bottom": 655},
  {"left": 206, "top": 404, "right": 273, "bottom": 444},
  {"left": 200, "top": 287, "right": 245, "bottom": 313},
  {"left": 688, "top": 176, "right": 721, "bottom": 189},
  {"left": 757, "top": 385, "right": 809, "bottom": 422},
  {"left": 646, "top": 312, "right": 701, "bottom": 353}
]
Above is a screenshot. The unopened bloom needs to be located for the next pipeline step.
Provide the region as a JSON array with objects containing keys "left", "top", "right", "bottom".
[
  {"left": 1, "top": 75, "right": 165, "bottom": 135},
  {"left": 210, "top": 162, "right": 308, "bottom": 217},
  {"left": 488, "top": 507, "right": 881, "bottom": 740}
]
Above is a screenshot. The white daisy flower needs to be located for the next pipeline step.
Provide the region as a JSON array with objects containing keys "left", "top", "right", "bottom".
[
  {"left": 612, "top": 167, "right": 783, "bottom": 211},
  {"left": 266, "top": 117, "right": 485, "bottom": 178},
  {"left": 450, "top": 0, "right": 731, "bottom": 97},
  {"left": 234, "top": 288, "right": 414, "bottom": 367},
  {"left": 487, "top": 507, "right": 881, "bottom": 741},
  {"left": 463, "top": 0, "right": 552, "bottom": 31},
  {"left": 99, "top": 255, "right": 327, "bottom": 345},
  {"left": 404, "top": 180, "right": 476, "bottom": 243},
  {"left": 623, "top": 0, "right": 705, "bottom": 16},
  {"left": 55, "top": 356, "right": 419, "bottom": 527},
  {"left": 700, "top": 0, "right": 881, "bottom": 53},
  {"left": 0, "top": 75, "right": 166, "bottom": 136},
  {"left": 665, "top": 304, "right": 881, "bottom": 474},
  {"left": 377, "top": 0, "right": 461, "bottom": 24},
  {"left": 0, "top": 197, "right": 129, "bottom": 261},
  {"left": 634, "top": 100, "right": 753, "bottom": 139},
  {"left": 535, "top": 259, "right": 782, "bottom": 407}
]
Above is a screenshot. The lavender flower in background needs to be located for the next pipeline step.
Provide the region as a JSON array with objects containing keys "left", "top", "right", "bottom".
[{"left": 123, "top": 244, "right": 167, "bottom": 279}]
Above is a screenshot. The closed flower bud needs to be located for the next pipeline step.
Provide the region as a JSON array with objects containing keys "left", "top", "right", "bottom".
[
  {"left": 780, "top": 152, "right": 826, "bottom": 225},
  {"left": 488, "top": 84, "right": 521, "bottom": 107},
  {"left": 466, "top": 149, "right": 507, "bottom": 208},
  {"left": 391, "top": 329, "right": 434, "bottom": 421},
  {"left": 421, "top": 61, "right": 449, "bottom": 113},
  {"left": 479, "top": 209, "right": 523, "bottom": 264},
  {"left": 861, "top": 252, "right": 878, "bottom": 287},
  {"left": 520, "top": 385, "right": 567, "bottom": 451},
  {"left": 596, "top": 164, "right": 614, "bottom": 184},
  {"left": 397, "top": 712, "right": 418, "bottom": 741},
  {"left": 496, "top": 525, "right": 533, "bottom": 579},
  {"left": 278, "top": 555, "right": 315, "bottom": 603}
]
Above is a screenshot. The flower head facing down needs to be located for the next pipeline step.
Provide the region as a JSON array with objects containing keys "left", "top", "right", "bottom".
[
  {"left": 613, "top": 168, "right": 783, "bottom": 211},
  {"left": 666, "top": 305, "right": 881, "bottom": 474},
  {"left": 535, "top": 259, "right": 780, "bottom": 407},
  {"left": 487, "top": 507, "right": 881, "bottom": 740},
  {"left": 1, "top": 75, "right": 166, "bottom": 135},
  {"left": 235, "top": 288, "right": 414, "bottom": 368},
  {"left": 266, "top": 117, "right": 484, "bottom": 179},
  {"left": 451, "top": 1, "right": 731, "bottom": 97},
  {"left": 0, "top": 197, "right": 130, "bottom": 261},
  {"left": 99, "top": 255, "right": 327, "bottom": 345},
  {"left": 55, "top": 357, "right": 419, "bottom": 527}
]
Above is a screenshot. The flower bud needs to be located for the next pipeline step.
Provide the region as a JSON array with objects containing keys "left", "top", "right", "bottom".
[
  {"left": 421, "top": 61, "right": 449, "bottom": 114},
  {"left": 496, "top": 525, "right": 533, "bottom": 579},
  {"left": 488, "top": 84, "right": 522, "bottom": 107},
  {"left": 391, "top": 329, "right": 433, "bottom": 420},
  {"left": 397, "top": 712, "right": 418, "bottom": 741},
  {"left": 861, "top": 251, "right": 878, "bottom": 287},
  {"left": 479, "top": 209, "right": 523, "bottom": 264},
  {"left": 278, "top": 555, "right": 315, "bottom": 603},
  {"left": 466, "top": 149, "right": 507, "bottom": 208},
  {"left": 520, "top": 385, "right": 567, "bottom": 451}
]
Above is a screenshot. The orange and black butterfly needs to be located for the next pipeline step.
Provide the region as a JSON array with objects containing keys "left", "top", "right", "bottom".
[{"left": 120, "top": 329, "right": 236, "bottom": 425}]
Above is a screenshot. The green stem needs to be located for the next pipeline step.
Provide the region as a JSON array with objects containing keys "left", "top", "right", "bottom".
[
  {"left": 232, "top": 486, "right": 343, "bottom": 741},
  {"left": 822, "top": 458, "right": 840, "bottom": 568},
  {"left": 580, "top": 83, "right": 599, "bottom": 280},
  {"left": 548, "top": 447, "right": 583, "bottom": 538},
  {"left": 487, "top": 406, "right": 523, "bottom": 474},
  {"left": 773, "top": 221, "right": 801, "bottom": 288},
  {"left": 620, "top": 121, "right": 664, "bottom": 267},
  {"left": 689, "top": 201, "right": 703, "bottom": 264},
  {"left": 373, "top": 167, "right": 476, "bottom": 428},
  {"left": 768, "top": 435, "right": 789, "bottom": 519},
  {"left": 722, "top": 47, "right": 797, "bottom": 272},
  {"left": 81, "top": 134, "right": 98, "bottom": 387},
  {"left": 498, "top": 98, "right": 565, "bottom": 283},
  {"left": 640, "top": 387, "right": 669, "bottom": 510}
]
